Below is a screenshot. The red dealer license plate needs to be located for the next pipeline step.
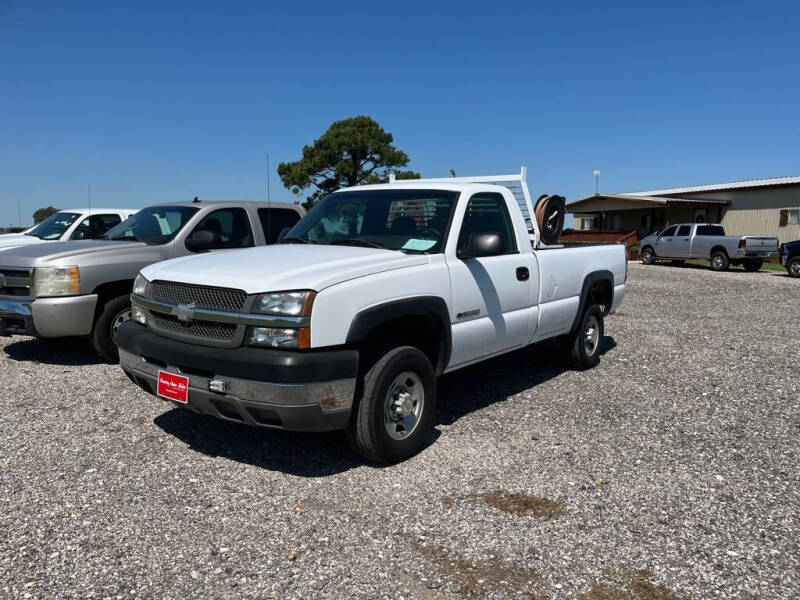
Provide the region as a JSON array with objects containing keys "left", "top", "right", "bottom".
[{"left": 157, "top": 370, "right": 189, "bottom": 404}]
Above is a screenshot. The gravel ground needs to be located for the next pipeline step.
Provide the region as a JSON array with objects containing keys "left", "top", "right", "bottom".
[{"left": 1, "top": 264, "right": 797, "bottom": 599}]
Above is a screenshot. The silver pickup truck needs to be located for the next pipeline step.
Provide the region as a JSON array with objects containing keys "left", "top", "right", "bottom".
[
  {"left": 640, "top": 223, "right": 778, "bottom": 272},
  {"left": 0, "top": 200, "right": 304, "bottom": 361}
]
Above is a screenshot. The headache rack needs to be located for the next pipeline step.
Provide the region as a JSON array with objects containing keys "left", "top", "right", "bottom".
[{"left": 389, "top": 166, "right": 538, "bottom": 244}]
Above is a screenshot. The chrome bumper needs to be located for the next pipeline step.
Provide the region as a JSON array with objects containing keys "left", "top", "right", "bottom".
[
  {"left": 0, "top": 295, "right": 98, "bottom": 337},
  {"left": 119, "top": 347, "right": 356, "bottom": 431}
]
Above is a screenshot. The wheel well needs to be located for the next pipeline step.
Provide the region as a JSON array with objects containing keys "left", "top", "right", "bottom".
[
  {"left": 642, "top": 244, "right": 654, "bottom": 253},
  {"left": 358, "top": 315, "right": 447, "bottom": 375},
  {"left": 588, "top": 279, "right": 612, "bottom": 314},
  {"left": 710, "top": 245, "right": 728, "bottom": 257},
  {"left": 92, "top": 280, "right": 134, "bottom": 316}
]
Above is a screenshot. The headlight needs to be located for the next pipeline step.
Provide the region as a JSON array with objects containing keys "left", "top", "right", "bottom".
[
  {"left": 247, "top": 326, "right": 310, "bottom": 349},
  {"left": 252, "top": 290, "right": 315, "bottom": 316},
  {"left": 133, "top": 273, "right": 149, "bottom": 296},
  {"left": 34, "top": 266, "right": 80, "bottom": 297},
  {"left": 131, "top": 304, "right": 147, "bottom": 325}
]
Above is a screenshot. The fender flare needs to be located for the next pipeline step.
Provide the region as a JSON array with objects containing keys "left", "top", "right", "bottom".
[
  {"left": 346, "top": 296, "right": 452, "bottom": 374},
  {"left": 569, "top": 270, "right": 614, "bottom": 333}
]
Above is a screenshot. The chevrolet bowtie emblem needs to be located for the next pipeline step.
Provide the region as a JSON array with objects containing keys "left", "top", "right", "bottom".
[{"left": 173, "top": 302, "right": 196, "bottom": 323}]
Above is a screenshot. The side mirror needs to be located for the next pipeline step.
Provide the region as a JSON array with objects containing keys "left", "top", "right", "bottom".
[
  {"left": 458, "top": 232, "right": 506, "bottom": 259},
  {"left": 277, "top": 227, "right": 291, "bottom": 243},
  {"left": 71, "top": 230, "right": 86, "bottom": 240},
  {"left": 185, "top": 230, "right": 217, "bottom": 252}
]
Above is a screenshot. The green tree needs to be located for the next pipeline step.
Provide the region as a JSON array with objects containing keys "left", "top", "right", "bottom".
[
  {"left": 33, "top": 206, "right": 59, "bottom": 223},
  {"left": 278, "top": 116, "right": 419, "bottom": 209}
]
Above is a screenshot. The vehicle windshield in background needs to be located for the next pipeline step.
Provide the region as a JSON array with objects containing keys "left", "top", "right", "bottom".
[
  {"left": 26, "top": 212, "right": 81, "bottom": 240},
  {"left": 105, "top": 206, "right": 199, "bottom": 244},
  {"left": 284, "top": 189, "right": 458, "bottom": 253}
]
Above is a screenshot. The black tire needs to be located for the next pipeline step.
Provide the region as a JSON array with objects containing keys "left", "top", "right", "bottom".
[
  {"left": 671, "top": 259, "right": 686, "bottom": 266},
  {"left": 710, "top": 251, "right": 729, "bottom": 272},
  {"left": 743, "top": 259, "right": 762, "bottom": 272},
  {"left": 788, "top": 257, "right": 800, "bottom": 278},
  {"left": 561, "top": 304, "right": 604, "bottom": 370},
  {"left": 346, "top": 345, "right": 436, "bottom": 463},
  {"left": 90, "top": 294, "right": 131, "bottom": 362},
  {"left": 641, "top": 247, "right": 655, "bottom": 265}
]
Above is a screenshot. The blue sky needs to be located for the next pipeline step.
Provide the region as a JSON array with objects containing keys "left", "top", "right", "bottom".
[{"left": 2, "top": 1, "right": 799, "bottom": 226}]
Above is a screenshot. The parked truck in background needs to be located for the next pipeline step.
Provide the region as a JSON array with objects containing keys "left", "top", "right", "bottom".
[
  {"left": 779, "top": 239, "right": 800, "bottom": 277},
  {"left": 118, "top": 172, "right": 627, "bottom": 463},
  {"left": 0, "top": 201, "right": 304, "bottom": 361},
  {"left": 640, "top": 223, "right": 779, "bottom": 272},
  {"left": 0, "top": 208, "right": 138, "bottom": 251}
]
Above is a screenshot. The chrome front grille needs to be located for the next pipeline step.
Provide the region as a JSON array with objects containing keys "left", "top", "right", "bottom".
[
  {"left": 150, "top": 280, "right": 247, "bottom": 312},
  {"left": 0, "top": 267, "right": 34, "bottom": 298},
  {"left": 150, "top": 312, "right": 238, "bottom": 341}
]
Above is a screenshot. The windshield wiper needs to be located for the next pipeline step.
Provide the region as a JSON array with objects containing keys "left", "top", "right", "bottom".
[
  {"left": 329, "top": 238, "right": 387, "bottom": 249},
  {"left": 280, "top": 236, "right": 317, "bottom": 245}
]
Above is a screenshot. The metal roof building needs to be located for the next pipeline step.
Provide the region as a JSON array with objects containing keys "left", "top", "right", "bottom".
[{"left": 567, "top": 176, "right": 800, "bottom": 244}]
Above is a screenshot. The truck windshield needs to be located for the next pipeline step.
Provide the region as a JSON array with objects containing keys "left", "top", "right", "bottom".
[
  {"left": 26, "top": 212, "right": 81, "bottom": 240},
  {"left": 105, "top": 206, "right": 199, "bottom": 244},
  {"left": 283, "top": 190, "right": 458, "bottom": 253}
]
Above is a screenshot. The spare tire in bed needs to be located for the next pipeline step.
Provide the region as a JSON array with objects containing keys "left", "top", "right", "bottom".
[{"left": 534, "top": 194, "right": 566, "bottom": 245}]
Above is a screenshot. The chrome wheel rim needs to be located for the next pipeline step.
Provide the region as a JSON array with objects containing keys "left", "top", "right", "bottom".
[
  {"left": 111, "top": 309, "right": 131, "bottom": 342},
  {"left": 791, "top": 260, "right": 800, "bottom": 276},
  {"left": 712, "top": 255, "right": 723, "bottom": 269},
  {"left": 642, "top": 250, "right": 652, "bottom": 263},
  {"left": 384, "top": 371, "right": 424, "bottom": 441},
  {"left": 584, "top": 315, "right": 600, "bottom": 356}
]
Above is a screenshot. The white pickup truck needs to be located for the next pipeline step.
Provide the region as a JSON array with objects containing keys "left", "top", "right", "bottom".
[
  {"left": 0, "top": 208, "right": 138, "bottom": 251},
  {"left": 118, "top": 171, "right": 627, "bottom": 462}
]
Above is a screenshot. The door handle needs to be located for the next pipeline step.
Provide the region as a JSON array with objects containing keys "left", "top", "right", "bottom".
[{"left": 516, "top": 267, "right": 529, "bottom": 281}]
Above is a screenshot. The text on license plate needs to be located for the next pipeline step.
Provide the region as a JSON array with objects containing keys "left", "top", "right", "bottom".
[{"left": 157, "top": 370, "right": 189, "bottom": 404}]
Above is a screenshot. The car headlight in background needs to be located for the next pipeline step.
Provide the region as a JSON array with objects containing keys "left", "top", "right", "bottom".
[
  {"left": 252, "top": 290, "right": 315, "bottom": 316},
  {"left": 133, "top": 273, "right": 149, "bottom": 296},
  {"left": 34, "top": 266, "right": 80, "bottom": 297}
]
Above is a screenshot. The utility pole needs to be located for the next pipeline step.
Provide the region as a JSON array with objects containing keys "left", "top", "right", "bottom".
[
  {"left": 593, "top": 170, "right": 600, "bottom": 195},
  {"left": 17, "top": 196, "right": 22, "bottom": 227},
  {"left": 88, "top": 181, "right": 92, "bottom": 214}
]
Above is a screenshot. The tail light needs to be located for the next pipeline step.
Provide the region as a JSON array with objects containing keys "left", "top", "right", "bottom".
[{"left": 738, "top": 239, "right": 746, "bottom": 249}]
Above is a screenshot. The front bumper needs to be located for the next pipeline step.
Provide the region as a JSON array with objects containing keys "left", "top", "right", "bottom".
[
  {"left": 0, "top": 295, "right": 97, "bottom": 337},
  {"left": 117, "top": 321, "right": 358, "bottom": 432}
]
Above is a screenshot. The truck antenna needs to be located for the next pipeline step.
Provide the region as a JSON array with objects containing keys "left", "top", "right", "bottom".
[{"left": 266, "top": 153, "right": 273, "bottom": 242}]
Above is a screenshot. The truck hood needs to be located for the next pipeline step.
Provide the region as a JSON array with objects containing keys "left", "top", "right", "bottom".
[
  {"left": 0, "top": 234, "right": 44, "bottom": 251},
  {"left": 141, "top": 244, "right": 429, "bottom": 293},
  {"left": 0, "top": 240, "right": 151, "bottom": 267}
]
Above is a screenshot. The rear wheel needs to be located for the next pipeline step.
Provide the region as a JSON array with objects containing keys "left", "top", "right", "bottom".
[
  {"left": 743, "top": 259, "right": 763, "bottom": 272},
  {"left": 641, "top": 247, "right": 655, "bottom": 265},
  {"left": 346, "top": 345, "right": 436, "bottom": 463},
  {"left": 788, "top": 257, "right": 800, "bottom": 278},
  {"left": 561, "top": 304, "right": 604, "bottom": 370},
  {"left": 90, "top": 294, "right": 131, "bottom": 362},
  {"left": 710, "top": 251, "right": 729, "bottom": 272}
]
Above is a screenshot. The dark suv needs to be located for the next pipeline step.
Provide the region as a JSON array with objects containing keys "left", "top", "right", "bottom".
[{"left": 779, "top": 240, "right": 800, "bottom": 277}]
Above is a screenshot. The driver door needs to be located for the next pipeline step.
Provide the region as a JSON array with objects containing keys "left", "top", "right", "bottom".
[{"left": 446, "top": 192, "right": 535, "bottom": 367}]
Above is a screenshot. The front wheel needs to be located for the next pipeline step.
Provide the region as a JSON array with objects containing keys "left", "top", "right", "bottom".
[
  {"left": 788, "top": 257, "right": 800, "bottom": 278},
  {"left": 710, "top": 251, "right": 729, "bottom": 272},
  {"left": 641, "top": 248, "right": 655, "bottom": 265},
  {"left": 346, "top": 346, "right": 436, "bottom": 463},
  {"left": 90, "top": 294, "right": 131, "bottom": 362},
  {"left": 561, "top": 304, "right": 604, "bottom": 370},
  {"left": 743, "top": 259, "right": 763, "bottom": 272}
]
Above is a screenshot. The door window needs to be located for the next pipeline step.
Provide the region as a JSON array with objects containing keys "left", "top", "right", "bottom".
[
  {"left": 660, "top": 225, "right": 678, "bottom": 237},
  {"left": 258, "top": 208, "right": 302, "bottom": 243},
  {"left": 677, "top": 225, "right": 691, "bottom": 236},
  {"left": 190, "top": 208, "right": 254, "bottom": 249},
  {"left": 457, "top": 193, "right": 517, "bottom": 255},
  {"left": 70, "top": 214, "right": 123, "bottom": 240}
]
